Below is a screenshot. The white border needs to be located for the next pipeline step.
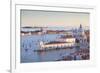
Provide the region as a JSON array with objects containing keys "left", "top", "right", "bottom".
[{"left": 11, "top": 4, "right": 96, "bottom": 73}]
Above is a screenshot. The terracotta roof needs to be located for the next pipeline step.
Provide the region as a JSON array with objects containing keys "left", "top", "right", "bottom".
[{"left": 60, "top": 35, "right": 74, "bottom": 38}]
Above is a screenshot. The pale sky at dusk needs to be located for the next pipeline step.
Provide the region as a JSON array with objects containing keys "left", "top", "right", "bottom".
[{"left": 21, "top": 10, "right": 89, "bottom": 28}]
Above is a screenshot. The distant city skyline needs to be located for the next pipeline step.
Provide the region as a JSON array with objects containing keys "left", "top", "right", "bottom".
[{"left": 21, "top": 10, "right": 89, "bottom": 28}]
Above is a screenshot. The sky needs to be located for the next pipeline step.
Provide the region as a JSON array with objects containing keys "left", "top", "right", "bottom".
[{"left": 21, "top": 10, "right": 89, "bottom": 28}]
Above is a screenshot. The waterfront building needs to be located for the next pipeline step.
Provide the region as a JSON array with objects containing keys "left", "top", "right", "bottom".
[
  {"left": 72, "top": 24, "right": 88, "bottom": 46},
  {"left": 39, "top": 41, "right": 75, "bottom": 49}
]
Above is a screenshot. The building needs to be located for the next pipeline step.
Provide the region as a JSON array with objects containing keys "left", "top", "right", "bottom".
[
  {"left": 39, "top": 24, "right": 88, "bottom": 50},
  {"left": 72, "top": 24, "right": 88, "bottom": 44},
  {"left": 39, "top": 41, "right": 75, "bottom": 49},
  {"left": 39, "top": 34, "right": 76, "bottom": 49}
]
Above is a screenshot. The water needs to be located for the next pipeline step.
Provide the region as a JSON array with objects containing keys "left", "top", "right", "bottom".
[{"left": 21, "top": 33, "right": 77, "bottom": 63}]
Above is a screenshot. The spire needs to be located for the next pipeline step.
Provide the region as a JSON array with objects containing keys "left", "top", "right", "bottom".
[{"left": 80, "top": 24, "right": 82, "bottom": 29}]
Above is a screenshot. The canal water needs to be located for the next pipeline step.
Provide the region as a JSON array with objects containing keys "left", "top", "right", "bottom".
[{"left": 21, "top": 34, "right": 76, "bottom": 63}]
